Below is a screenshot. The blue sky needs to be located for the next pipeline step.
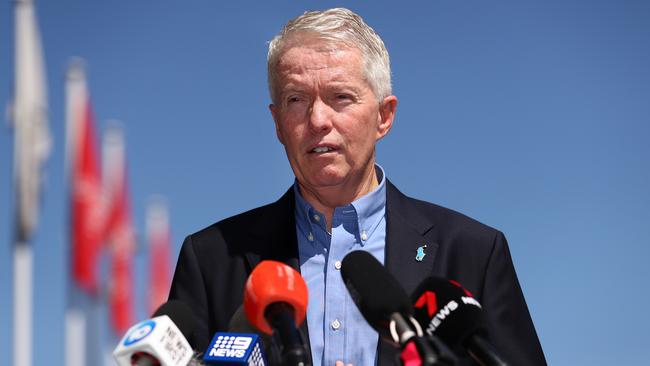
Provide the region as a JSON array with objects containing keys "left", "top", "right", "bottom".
[{"left": 1, "top": 1, "right": 649, "bottom": 365}]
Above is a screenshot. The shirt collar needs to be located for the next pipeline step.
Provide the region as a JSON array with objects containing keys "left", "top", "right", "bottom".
[
  {"left": 293, "top": 164, "right": 387, "bottom": 246},
  {"left": 351, "top": 164, "right": 386, "bottom": 245},
  {"left": 294, "top": 182, "right": 320, "bottom": 243}
]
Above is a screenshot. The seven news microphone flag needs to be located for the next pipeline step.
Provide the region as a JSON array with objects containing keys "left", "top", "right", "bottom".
[
  {"left": 147, "top": 197, "right": 172, "bottom": 315},
  {"left": 11, "top": 0, "right": 51, "bottom": 365},
  {"left": 103, "top": 125, "right": 136, "bottom": 335}
]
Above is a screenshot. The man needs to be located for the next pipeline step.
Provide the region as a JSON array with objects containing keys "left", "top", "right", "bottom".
[{"left": 169, "top": 8, "right": 546, "bottom": 366}]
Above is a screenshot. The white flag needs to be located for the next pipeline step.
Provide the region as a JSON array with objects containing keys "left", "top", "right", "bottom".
[{"left": 12, "top": 0, "right": 51, "bottom": 241}]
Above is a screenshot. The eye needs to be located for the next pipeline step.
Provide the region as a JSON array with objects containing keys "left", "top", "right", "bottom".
[{"left": 335, "top": 93, "right": 351, "bottom": 101}]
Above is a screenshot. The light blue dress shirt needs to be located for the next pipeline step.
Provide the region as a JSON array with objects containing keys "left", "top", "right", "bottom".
[{"left": 294, "top": 165, "right": 387, "bottom": 366}]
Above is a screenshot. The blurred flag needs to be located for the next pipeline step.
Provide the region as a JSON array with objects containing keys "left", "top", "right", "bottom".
[
  {"left": 66, "top": 62, "right": 104, "bottom": 294},
  {"left": 103, "top": 125, "right": 135, "bottom": 334},
  {"left": 147, "top": 197, "right": 172, "bottom": 314},
  {"left": 12, "top": 0, "right": 50, "bottom": 242},
  {"left": 11, "top": 1, "right": 49, "bottom": 365}
]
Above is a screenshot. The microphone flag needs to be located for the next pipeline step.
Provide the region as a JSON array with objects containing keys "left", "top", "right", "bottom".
[
  {"left": 203, "top": 333, "right": 267, "bottom": 365},
  {"left": 113, "top": 314, "right": 194, "bottom": 366}
]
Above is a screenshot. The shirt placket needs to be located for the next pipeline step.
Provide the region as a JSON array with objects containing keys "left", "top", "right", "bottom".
[{"left": 322, "top": 207, "right": 359, "bottom": 366}]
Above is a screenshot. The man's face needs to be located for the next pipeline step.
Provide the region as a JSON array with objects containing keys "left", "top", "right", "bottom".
[{"left": 270, "top": 39, "right": 396, "bottom": 196}]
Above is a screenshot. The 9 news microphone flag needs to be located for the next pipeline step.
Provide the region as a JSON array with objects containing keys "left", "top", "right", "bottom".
[
  {"left": 103, "top": 124, "right": 136, "bottom": 335},
  {"left": 11, "top": 0, "right": 50, "bottom": 365}
]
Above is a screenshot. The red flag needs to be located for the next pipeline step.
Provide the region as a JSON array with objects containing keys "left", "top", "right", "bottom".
[
  {"left": 103, "top": 126, "right": 135, "bottom": 334},
  {"left": 147, "top": 199, "right": 172, "bottom": 314},
  {"left": 66, "top": 63, "right": 104, "bottom": 294},
  {"left": 107, "top": 194, "right": 135, "bottom": 334}
]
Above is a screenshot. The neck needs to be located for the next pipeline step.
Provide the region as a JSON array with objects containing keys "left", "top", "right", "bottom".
[{"left": 298, "top": 165, "right": 378, "bottom": 231}]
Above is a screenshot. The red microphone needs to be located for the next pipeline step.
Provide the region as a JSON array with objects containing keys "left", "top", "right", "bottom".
[{"left": 243, "top": 260, "right": 311, "bottom": 365}]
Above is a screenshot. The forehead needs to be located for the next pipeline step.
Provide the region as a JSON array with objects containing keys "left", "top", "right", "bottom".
[{"left": 275, "top": 39, "right": 365, "bottom": 85}]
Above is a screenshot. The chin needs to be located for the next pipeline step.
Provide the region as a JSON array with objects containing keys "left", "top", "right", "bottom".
[{"left": 304, "top": 167, "right": 349, "bottom": 188}]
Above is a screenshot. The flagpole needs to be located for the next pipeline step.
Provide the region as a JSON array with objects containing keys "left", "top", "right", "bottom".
[
  {"left": 13, "top": 242, "right": 32, "bottom": 366},
  {"left": 65, "top": 60, "right": 86, "bottom": 366}
]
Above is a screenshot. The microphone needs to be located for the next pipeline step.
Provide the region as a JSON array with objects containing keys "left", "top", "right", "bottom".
[
  {"left": 243, "top": 260, "right": 311, "bottom": 366},
  {"left": 113, "top": 300, "right": 196, "bottom": 366},
  {"left": 340, "top": 251, "right": 454, "bottom": 366},
  {"left": 228, "top": 305, "right": 276, "bottom": 360},
  {"left": 411, "top": 277, "right": 508, "bottom": 366}
]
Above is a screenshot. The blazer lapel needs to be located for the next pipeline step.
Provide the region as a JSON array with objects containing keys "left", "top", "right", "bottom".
[
  {"left": 243, "top": 187, "right": 299, "bottom": 271},
  {"left": 384, "top": 181, "right": 438, "bottom": 294},
  {"left": 379, "top": 181, "right": 439, "bottom": 365},
  {"left": 242, "top": 187, "right": 312, "bottom": 364}
]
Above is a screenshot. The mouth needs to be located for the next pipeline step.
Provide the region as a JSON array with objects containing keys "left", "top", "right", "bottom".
[{"left": 308, "top": 144, "right": 339, "bottom": 154}]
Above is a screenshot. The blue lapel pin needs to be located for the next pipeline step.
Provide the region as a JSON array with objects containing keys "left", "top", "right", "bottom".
[{"left": 415, "top": 245, "right": 427, "bottom": 262}]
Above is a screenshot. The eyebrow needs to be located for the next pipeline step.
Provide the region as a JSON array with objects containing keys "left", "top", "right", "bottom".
[
  {"left": 326, "top": 82, "right": 362, "bottom": 94},
  {"left": 278, "top": 83, "right": 307, "bottom": 97},
  {"left": 280, "top": 80, "right": 362, "bottom": 94}
]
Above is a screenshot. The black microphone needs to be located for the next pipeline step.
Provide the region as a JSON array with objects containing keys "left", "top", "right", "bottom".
[
  {"left": 228, "top": 305, "right": 279, "bottom": 365},
  {"left": 113, "top": 300, "right": 199, "bottom": 366},
  {"left": 340, "top": 251, "right": 454, "bottom": 366},
  {"left": 411, "top": 277, "right": 508, "bottom": 366}
]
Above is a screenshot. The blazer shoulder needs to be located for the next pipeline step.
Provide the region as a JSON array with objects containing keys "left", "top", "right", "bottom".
[
  {"left": 185, "top": 187, "right": 294, "bottom": 252},
  {"left": 388, "top": 181, "right": 500, "bottom": 243},
  {"left": 413, "top": 196, "right": 498, "bottom": 234}
]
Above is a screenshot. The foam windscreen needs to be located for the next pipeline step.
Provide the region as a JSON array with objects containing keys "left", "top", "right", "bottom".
[
  {"left": 243, "top": 260, "right": 308, "bottom": 335},
  {"left": 411, "top": 277, "right": 486, "bottom": 352}
]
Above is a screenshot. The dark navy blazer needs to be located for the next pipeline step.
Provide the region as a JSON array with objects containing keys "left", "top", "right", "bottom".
[{"left": 169, "top": 181, "right": 546, "bottom": 365}]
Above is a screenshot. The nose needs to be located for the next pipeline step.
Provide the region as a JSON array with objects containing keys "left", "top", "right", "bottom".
[{"left": 308, "top": 98, "right": 333, "bottom": 134}]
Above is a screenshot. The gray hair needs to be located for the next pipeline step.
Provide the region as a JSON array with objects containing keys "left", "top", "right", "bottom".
[{"left": 267, "top": 8, "right": 392, "bottom": 104}]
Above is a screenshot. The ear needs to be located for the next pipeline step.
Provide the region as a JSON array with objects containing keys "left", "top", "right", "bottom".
[
  {"left": 376, "top": 95, "right": 397, "bottom": 140},
  {"left": 269, "top": 103, "right": 285, "bottom": 145}
]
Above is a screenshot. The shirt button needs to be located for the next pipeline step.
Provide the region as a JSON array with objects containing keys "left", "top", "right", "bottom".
[
  {"left": 331, "top": 319, "right": 341, "bottom": 330},
  {"left": 313, "top": 215, "right": 320, "bottom": 222},
  {"left": 334, "top": 260, "right": 342, "bottom": 270},
  {"left": 361, "top": 231, "right": 368, "bottom": 241},
  {"left": 307, "top": 232, "right": 314, "bottom": 242}
]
